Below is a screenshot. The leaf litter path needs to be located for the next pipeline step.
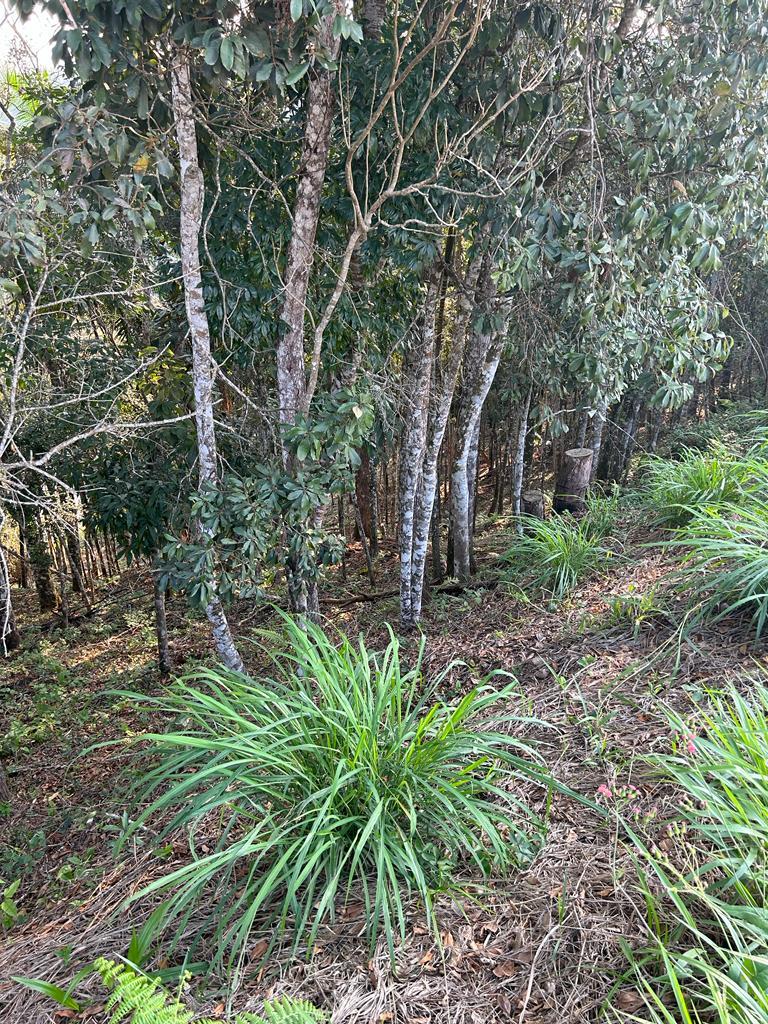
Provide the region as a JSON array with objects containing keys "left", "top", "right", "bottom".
[{"left": 1, "top": 535, "right": 765, "bottom": 1023}]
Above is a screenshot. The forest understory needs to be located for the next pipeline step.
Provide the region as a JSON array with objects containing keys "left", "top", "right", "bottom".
[{"left": 2, "top": 466, "right": 764, "bottom": 1024}]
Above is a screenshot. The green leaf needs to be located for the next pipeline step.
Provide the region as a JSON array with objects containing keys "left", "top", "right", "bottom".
[
  {"left": 220, "top": 37, "right": 234, "bottom": 71},
  {"left": 285, "top": 61, "right": 309, "bottom": 86},
  {"left": 11, "top": 978, "right": 82, "bottom": 1011},
  {"left": 290, "top": 0, "right": 303, "bottom": 20},
  {"left": 204, "top": 36, "right": 221, "bottom": 66}
]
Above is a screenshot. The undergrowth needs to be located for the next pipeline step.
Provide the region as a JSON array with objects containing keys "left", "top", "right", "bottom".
[
  {"left": 502, "top": 492, "right": 619, "bottom": 600},
  {"left": 118, "top": 614, "right": 551, "bottom": 971},
  {"left": 619, "top": 682, "right": 768, "bottom": 1023}
]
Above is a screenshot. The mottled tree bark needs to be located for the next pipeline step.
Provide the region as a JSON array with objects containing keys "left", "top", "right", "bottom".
[
  {"left": 398, "top": 272, "right": 439, "bottom": 629},
  {"left": 450, "top": 332, "right": 502, "bottom": 584},
  {"left": 172, "top": 53, "right": 243, "bottom": 673},
  {"left": 406, "top": 248, "right": 484, "bottom": 623},
  {"left": 355, "top": 448, "right": 375, "bottom": 546},
  {"left": 276, "top": 23, "right": 341, "bottom": 619},
  {"left": 363, "top": 0, "right": 387, "bottom": 38},
  {"left": 449, "top": 258, "right": 505, "bottom": 585},
  {"left": 27, "top": 512, "right": 57, "bottom": 613},
  {"left": 590, "top": 395, "right": 608, "bottom": 482},
  {"left": 1, "top": 558, "right": 20, "bottom": 654}
]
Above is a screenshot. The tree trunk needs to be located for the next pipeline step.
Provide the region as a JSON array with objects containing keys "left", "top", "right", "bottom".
[
  {"left": 398, "top": 272, "right": 439, "bottom": 630},
  {"left": 363, "top": 0, "right": 386, "bottom": 37},
  {"left": 450, "top": 260, "right": 504, "bottom": 586},
  {"left": 171, "top": 52, "right": 243, "bottom": 673},
  {"left": 153, "top": 558, "right": 171, "bottom": 676},
  {"left": 405, "top": 246, "right": 485, "bottom": 624},
  {"left": 27, "top": 513, "right": 57, "bottom": 612},
  {"left": 553, "top": 447, "right": 594, "bottom": 515},
  {"left": 368, "top": 448, "right": 380, "bottom": 557},
  {"left": 511, "top": 386, "right": 533, "bottom": 532},
  {"left": 18, "top": 526, "right": 28, "bottom": 589},
  {"left": 576, "top": 406, "right": 589, "bottom": 448},
  {"left": 354, "top": 448, "right": 375, "bottom": 546},
  {"left": 351, "top": 493, "right": 376, "bottom": 590},
  {"left": 276, "top": 50, "right": 337, "bottom": 436},
  {"left": 590, "top": 395, "right": 608, "bottom": 482},
  {"left": 1, "top": 554, "right": 20, "bottom": 654},
  {"left": 276, "top": 29, "right": 340, "bottom": 617}
]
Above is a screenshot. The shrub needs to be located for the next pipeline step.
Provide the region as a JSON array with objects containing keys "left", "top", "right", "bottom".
[
  {"left": 618, "top": 683, "right": 768, "bottom": 1023},
  {"left": 120, "top": 615, "right": 548, "bottom": 969},
  {"left": 503, "top": 510, "right": 612, "bottom": 600},
  {"left": 669, "top": 498, "right": 768, "bottom": 640},
  {"left": 642, "top": 446, "right": 755, "bottom": 528}
]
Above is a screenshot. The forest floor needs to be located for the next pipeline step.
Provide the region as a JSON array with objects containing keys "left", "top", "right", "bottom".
[{"left": 1, "top": 505, "right": 765, "bottom": 1023}]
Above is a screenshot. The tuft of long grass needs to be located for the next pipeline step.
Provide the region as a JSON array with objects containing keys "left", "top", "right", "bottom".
[
  {"left": 642, "top": 446, "right": 756, "bottom": 528},
  {"left": 617, "top": 682, "right": 768, "bottom": 1023},
  {"left": 119, "top": 614, "right": 550, "bottom": 971},
  {"left": 668, "top": 498, "right": 768, "bottom": 640},
  {"left": 503, "top": 500, "right": 615, "bottom": 600}
]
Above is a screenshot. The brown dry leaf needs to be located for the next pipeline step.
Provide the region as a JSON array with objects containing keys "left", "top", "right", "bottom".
[
  {"left": 249, "top": 937, "right": 270, "bottom": 962},
  {"left": 492, "top": 961, "right": 518, "bottom": 979},
  {"left": 342, "top": 901, "right": 365, "bottom": 919},
  {"left": 211, "top": 1003, "right": 226, "bottom": 1018},
  {"left": 419, "top": 949, "right": 434, "bottom": 965},
  {"left": 495, "top": 992, "right": 513, "bottom": 1014},
  {"left": 615, "top": 989, "right": 645, "bottom": 1013}
]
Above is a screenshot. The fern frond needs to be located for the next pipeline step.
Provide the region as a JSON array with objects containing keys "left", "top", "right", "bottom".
[
  {"left": 94, "top": 959, "right": 193, "bottom": 1024},
  {"left": 87, "top": 959, "right": 324, "bottom": 1024},
  {"left": 236, "top": 997, "right": 326, "bottom": 1024}
]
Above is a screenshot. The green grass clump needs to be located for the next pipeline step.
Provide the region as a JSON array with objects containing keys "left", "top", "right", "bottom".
[
  {"left": 669, "top": 498, "right": 768, "bottom": 640},
  {"left": 120, "top": 614, "right": 549, "bottom": 970},
  {"left": 503, "top": 495, "right": 616, "bottom": 600},
  {"left": 619, "top": 683, "right": 768, "bottom": 1023},
  {"left": 642, "top": 446, "right": 755, "bottom": 527}
]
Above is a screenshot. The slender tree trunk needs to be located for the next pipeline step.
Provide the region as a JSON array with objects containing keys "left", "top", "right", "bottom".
[
  {"left": 430, "top": 482, "right": 442, "bottom": 582},
  {"left": 172, "top": 52, "right": 243, "bottom": 673},
  {"left": 468, "top": 415, "right": 482, "bottom": 574},
  {"left": 398, "top": 272, "right": 439, "bottom": 629},
  {"left": 590, "top": 395, "right": 609, "bottom": 482},
  {"left": 153, "top": 557, "right": 171, "bottom": 676},
  {"left": 355, "top": 448, "right": 374, "bottom": 546},
  {"left": 406, "top": 248, "right": 484, "bottom": 623},
  {"left": 0, "top": 535, "right": 20, "bottom": 654},
  {"left": 27, "top": 512, "right": 57, "bottom": 612},
  {"left": 369, "top": 448, "right": 380, "bottom": 558},
  {"left": 276, "top": 30, "right": 340, "bottom": 618},
  {"left": 576, "top": 406, "right": 589, "bottom": 448},
  {"left": 450, "top": 259, "right": 504, "bottom": 585},
  {"left": 511, "top": 386, "right": 533, "bottom": 532},
  {"left": 351, "top": 493, "right": 376, "bottom": 590},
  {"left": 17, "top": 525, "right": 28, "bottom": 589},
  {"left": 450, "top": 334, "right": 502, "bottom": 585}
]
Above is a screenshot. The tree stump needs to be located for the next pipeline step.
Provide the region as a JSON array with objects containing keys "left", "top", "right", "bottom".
[
  {"left": 522, "top": 490, "right": 546, "bottom": 519},
  {"left": 553, "top": 447, "right": 594, "bottom": 515}
]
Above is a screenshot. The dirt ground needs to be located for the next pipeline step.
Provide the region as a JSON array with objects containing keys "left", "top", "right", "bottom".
[{"left": 1, "top": 512, "right": 765, "bottom": 1023}]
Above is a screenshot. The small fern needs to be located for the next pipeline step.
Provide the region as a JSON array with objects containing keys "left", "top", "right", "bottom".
[{"left": 93, "top": 959, "right": 325, "bottom": 1024}]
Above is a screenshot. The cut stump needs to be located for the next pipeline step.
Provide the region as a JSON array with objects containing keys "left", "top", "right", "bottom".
[{"left": 553, "top": 447, "right": 594, "bottom": 515}]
